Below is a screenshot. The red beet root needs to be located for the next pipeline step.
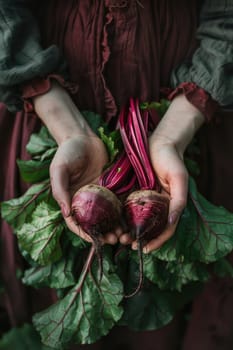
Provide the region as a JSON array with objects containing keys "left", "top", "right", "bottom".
[
  {"left": 71, "top": 184, "right": 122, "bottom": 278},
  {"left": 125, "top": 189, "right": 169, "bottom": 242},
  {"left": 72, "top": 184, "right": 122, "bottom": 238}
]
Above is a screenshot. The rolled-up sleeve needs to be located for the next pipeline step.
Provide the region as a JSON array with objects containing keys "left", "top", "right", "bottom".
[
  {"left": 171, "top": 0, "right": 233, "bottom": 109},
  {"left": 0, "top": 0, "right": 67, "bottom": 112}
]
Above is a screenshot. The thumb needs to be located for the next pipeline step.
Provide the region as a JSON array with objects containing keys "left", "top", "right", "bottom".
[
  {"left": 50, "top": 164, "right": 71, "bottom": 217},
  {"left": 168, "top": 170, "right": 188, "bottom": 225}
]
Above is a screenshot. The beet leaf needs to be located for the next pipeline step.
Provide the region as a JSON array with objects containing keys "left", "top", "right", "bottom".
[
  {"left": 33, "top": 254, "right": 123, "bottom": 349},
  {"left": 119, "top": 259, "right": 202, "bottom": 331},
  {"left": 16, "top": 202, "right": 64, "bottom": 265},
  {"left": 0, "top": 324, "right": 50, "bottom": 350},
  {"left": 153, "top": 176, "right": 233, "bottom": 263},
  {"left": 142, "top": 253, "right": 209, "bottom": 292},
  {"left": 1, "top": 182, "right": 50, "bottom": 230},
  {"left": 22, "top": 251, "right": 76, "bottom": 289},
  {"left": 2, "top": 105, "right": 233, "bottom": 348},
  {"left": 26, "top": 126, "right": 57, "bottom": 157}
]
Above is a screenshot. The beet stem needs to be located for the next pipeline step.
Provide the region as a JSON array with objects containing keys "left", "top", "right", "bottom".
[
  {"left": 124, "top": 237, "right": 144, "bottom": 298},
  {"left": 76, "top": 245, "right": 96, "bottom": 293},
  {"left": 88, "top": 230, "right": 104, "bottom": 282}
]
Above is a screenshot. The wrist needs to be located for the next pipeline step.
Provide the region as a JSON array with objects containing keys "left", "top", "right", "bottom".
[
  {"left": 151, "top": 94, "right": 204, "bottom": 154},
  {"left": 33, "top": 82, "right": 91, "bottom": 145}
]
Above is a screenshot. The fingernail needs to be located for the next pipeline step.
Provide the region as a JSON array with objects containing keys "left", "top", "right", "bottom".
[
  {"left": 169, "top": 211, "right": 179, "bottom": 225},
  {"left": 143, "top": 246, "right": 148, "bottom": 254},
  {"left": 132, "top": 243, "right": 138, "bottom": 250}
]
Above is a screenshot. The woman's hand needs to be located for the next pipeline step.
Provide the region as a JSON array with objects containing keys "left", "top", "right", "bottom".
[
  {"left": 49, "top": 134, "right": 116, "bottom": 243},
  {"left": 121, "top": 94, "right": 205, "bottom": 252},
  {"left": 33, "top": 82, "right": 117, "bottom": 244}
]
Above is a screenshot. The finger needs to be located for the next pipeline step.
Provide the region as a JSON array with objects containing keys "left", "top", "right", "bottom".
[
  {"left": 103, "top": 233, "right": 118, "bottom": 245},
  {"left": 131, "top": 171, "right": 188, "bottom": 253},
  {"left": 119, "top": 233, "right": 133, "bottom": 245},
  {"left": 64, "top": 215, "right": 93, "bottom": 243},
  {"left": 168, "top": 170, "right": 188, "bottom": 225},
  {"left": 50, "top": 163, "right": 71, "bottom": 216},
  {"left": 141, "top": 221, "right": 178, "bottom": 253}
]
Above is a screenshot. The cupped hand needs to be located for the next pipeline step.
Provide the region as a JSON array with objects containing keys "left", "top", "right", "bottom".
[
  {"left": 33, "top": 82, "right": 124, "bottom": 245},
  {"left": 119, "top": 138, "right": 188, "bottom": 250},
  {"left": 120, "top": 94, "right": 204, "bottom": 252},
  {"left": 140, "top": 135, "right": 188, "bottom": 253},
  {"left": 140, "top": 95, "right": 204, "bottom": 253},
  {"left": 50, "top": 133, "right": 120, "bottom": 244}
]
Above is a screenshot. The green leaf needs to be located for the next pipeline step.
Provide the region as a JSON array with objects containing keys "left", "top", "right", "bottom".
[
  {"left": 154, "top": 177, "right": 233, "bottom": 263},
  {"left": 98, "top": 127, "right": 122, "bottom": 163},
  {"left": 0, "top": 323, "right": 50, "bottom": 350},
  {"left": 121, "top": 281, "right": 174, "bottom": 331},
  {"left": 18, "top": 127, "right": 56, "bottom": 183},
  {"left": 120, "top": 259, "right": 203, "bottom": 331},
  {"left": 16, "top": 202, "right": 64, "bottom": 265},
  {"left": 119, "top": 257, "right": 174, "bottom": 331},
  {"left": 33, "top": 255, "right": 124, "bottom": 348},
  {"left": 39, "top": 148, "right": 57, "bottom": 162},
  {"left": 26, "top": 126, "right": 57, "bottom": 157},
  {"left": 140, "top": 99, "right": 170, "bottom": 117},
  {"left": 17, "top": 159, "right": 51, "bottom": 183},
  {"left": 22, "top": 252, "right": 76, "bottom": 289},
  {"left": 142, "top": 254, "right": 209, "bottom": 292},
  {"left": 1, "top": 182, "right": 50, "bottom": 229}
]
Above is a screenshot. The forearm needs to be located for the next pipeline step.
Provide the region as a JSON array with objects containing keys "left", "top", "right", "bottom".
[
  {"left": 150, "top": 94, "right": 205, "bottom": 154},
  {"left": 33, "top": 82, "right": 92, "bottom": 145}
]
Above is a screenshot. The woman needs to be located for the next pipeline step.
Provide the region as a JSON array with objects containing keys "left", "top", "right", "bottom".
[{"left": 0, "top": 1, "right": 233, "bottom": 349}]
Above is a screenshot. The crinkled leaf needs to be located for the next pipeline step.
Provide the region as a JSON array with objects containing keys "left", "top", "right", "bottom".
[
  {"left": 16, "top": 202, "right": 64, "bottom": 265},
  {"left": 119, "top": 258, "right": 174, "bottom": 330},
  {"left": 153, "top": 177, "right": 233, "bottom": 263},
  {"left": 1, "top": 182, "right": 50, "bottom": 230},
  {"left": 0, "top": 323, "right": 50, "bottom": 350},
  {"left": 19, "top": 127, "right": 56, "bottom": 183},
  {"left": 26, "top": 126, "right": 57, "bottom": 157},
  {"left": 142, "top": 254, "right": 209, "bottom": 292},
  {"left": 140, "top": 99, "right": 170, "bottom": 117},
  {"left": 39, "top": 148, "right": 57, "bottom": 162},
  {"left": 17, "top": 159, "right": 51, "bottom": 183},
  {"left": 120, "top": 259, "right": 202, "bottom": 331},
  {"left": 120, "top": 280, "right": 174, "bottom": 331},
  {"left": 98, "top": 127, "right": 122, "bottom": 163},
  {"left": 22, "top": 252, "right": 76, "bottom": 289},
  {"left": 33, "top": 254, "right": 123, "bottom": 348}
]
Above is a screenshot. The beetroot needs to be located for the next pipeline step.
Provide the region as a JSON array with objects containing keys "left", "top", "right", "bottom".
[
  {"left": 71, "top": 184, "right": 122, "bottom": 278},
  {"left": 72, "top": 184, "right": 122, "bottom": 237},
  {"left": 118, "top": 98, "right": 170, "bottom": 297},
  {"left": 125, "top": 190, "right": 169, "bottom": 242}
]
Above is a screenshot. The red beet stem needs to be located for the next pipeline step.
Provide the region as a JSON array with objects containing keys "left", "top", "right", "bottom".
[
  {"left": 99, "top": 151, "right": 137, "bottom": 194},
  {"left": 119, "top": 99, "right": 159, "bottom": 191},
  {"left": 124, "top": 237, "right": 144, "bottom": 298}
]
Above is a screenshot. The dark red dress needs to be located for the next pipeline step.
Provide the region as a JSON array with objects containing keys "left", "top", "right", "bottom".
[{"left": 0, "top": 1, "right": 233, "bottom": 349}]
